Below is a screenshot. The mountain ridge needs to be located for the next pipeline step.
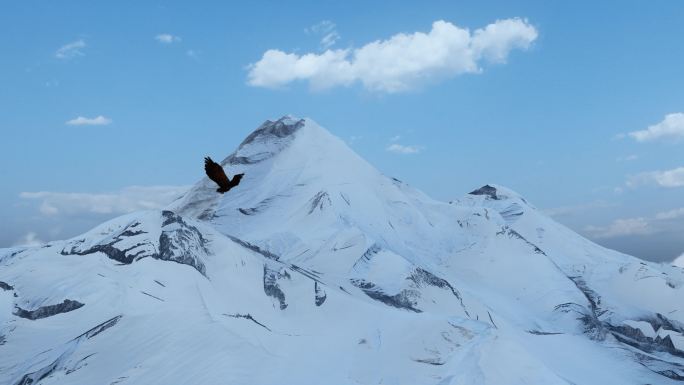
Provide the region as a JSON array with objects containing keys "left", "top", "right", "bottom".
[{"left": 1, "top": 116, "right": 683, "bottom": 385}]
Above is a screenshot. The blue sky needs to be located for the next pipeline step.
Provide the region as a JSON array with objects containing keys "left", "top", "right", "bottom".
[{"left": 1, "top": 1, "right": 683, "bottom": 262}]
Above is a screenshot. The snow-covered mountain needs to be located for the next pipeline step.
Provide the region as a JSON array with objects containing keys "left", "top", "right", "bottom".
[{"left": 1, "top": 116, "right": 683, "bottom": 385}]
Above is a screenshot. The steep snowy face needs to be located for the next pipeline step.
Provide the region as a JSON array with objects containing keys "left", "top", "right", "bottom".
[
  {"left": 173, "top": 116, "right": 477, "bottom": 271},
  {"left": 2, "top": 116, "right": 684, "bottom": 385}
]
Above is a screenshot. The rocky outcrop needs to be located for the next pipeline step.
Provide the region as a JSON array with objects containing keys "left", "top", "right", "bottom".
[
  {"left": 61, "top": 211, "right": 208, "bottom": 276},
  {"left": 14, "top": 299, "right": 85, "bottom": 320}
]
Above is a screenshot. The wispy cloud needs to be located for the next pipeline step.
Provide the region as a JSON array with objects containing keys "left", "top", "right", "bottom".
[
  {"left": 55, "top": 39, "right": 86, "bottom": 59},
  {"left": 248, "top": 18, "right": 537, "bottom": 93},
  {"left": 155, "top": 33, "right": 181, "bottom": 44},
  {"left": 66, "top": 116, "right": 112, "bottom": 126},
  {"left": 12, "top": 232, "right": 44, "bottom": 247},
  {"left": 584, "top": 206, "right": 684, "bottom": 239},
  {"left": 585, "top": 217, "right": 652, "bottom": 239},
  {"left": 616, "top": 154, "right": 638, "bottom": 162},
  {"left": 386, "top": 143, "right": 423, "bottom": 154},
  {"left": 627, "top": 166, "right": 684, "bottom": 188},
  {"left": 20, "top": 185, "right": 190, "bottom": 216},
  {"left": 306, "top": 20, "right": 340, "bottom": 50},
  {"left": 628, "top": 113, "right": 684, "bottom": 142}
]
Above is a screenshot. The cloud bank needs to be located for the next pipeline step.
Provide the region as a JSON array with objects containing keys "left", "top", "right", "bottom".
[
  {"left": 20, "top": 185, "right": 190, "bottom": 217},
  {"left": 248, "top": 18, "right": 537, "bottom": 93},
  {"left": 627, "top": 166, "right": 684, "bottom": 188},
  {"left": 13, "top": 232, "right": 44, "bottom": 247},
  {"left": 584, "top": 206, "right": 684, "bottom": 239}
]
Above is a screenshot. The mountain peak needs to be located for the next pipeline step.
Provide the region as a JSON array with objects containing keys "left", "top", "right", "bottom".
[
  {"left": 222, "top": 115, "right": 316, "bottom": 166},
  {"left": 238, "top": 115, "right": 306, "bottom": 149},
  {"left": 4, "top": 116, "right": 684, "bottom": 384}
]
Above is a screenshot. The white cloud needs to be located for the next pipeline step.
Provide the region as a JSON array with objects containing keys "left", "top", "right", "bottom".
[
  {"left": 55, "top": 39, "right": 86, "bottom": 59},
  {"left": 584, "top": 206, "right": 684, "bottom": 239},
  {"left": 627, "top": 166, "right": 684, "bottom": 188},
  {"left": 248, "top": 18, "right": 537, "bottom": 93},
  {"left": 628, "top": 113, "right": 684, "bottom": 142},
  {"left": 585, "top": 217, "right": 652, "bottom": 239},
  {"left": 306, "top": 20, "right": 340, "bottom": 50},
  {"left": 13, "top": 232, "right": 43, "bottom": 247},
  {"left": 386, "top": 143, "right": 422, "bottom": 154},
  {"left": 155, "top": 34, "right": 181, "bottom": 44},
  {"left": 655, "top": 207, "right": 684, "bottom": 220},
  {"left": 20, "top": 185, "right": 190, "bottom": 216},
  {"left": 66, "top": 116, "right": 112, "bottom": 126}
]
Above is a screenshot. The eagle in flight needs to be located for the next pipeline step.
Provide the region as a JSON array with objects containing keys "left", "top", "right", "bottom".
[{"left": 204, "top": 157, "right": 244, "bottom": 194}]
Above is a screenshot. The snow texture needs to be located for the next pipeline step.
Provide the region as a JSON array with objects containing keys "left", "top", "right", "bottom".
[{"left": 1, "top": 116, "right": 684, "bottom": 385}]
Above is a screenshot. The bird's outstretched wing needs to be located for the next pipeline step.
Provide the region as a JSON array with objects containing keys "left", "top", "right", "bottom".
[
  {"left": 227, "top": 173, "right": 244, "bottom": 190},
  {"left": 204, "top": 157, "right": 230, "bottom": 190}
]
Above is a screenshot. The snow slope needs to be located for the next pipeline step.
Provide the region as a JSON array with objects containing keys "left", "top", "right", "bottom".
[{"left": 1, "top": 116, "right": 683, "bottom": 385}]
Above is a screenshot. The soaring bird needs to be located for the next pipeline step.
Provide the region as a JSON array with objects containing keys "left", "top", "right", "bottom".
[{"left": 204, "top": 157, "right": 244, "bottom": 193}]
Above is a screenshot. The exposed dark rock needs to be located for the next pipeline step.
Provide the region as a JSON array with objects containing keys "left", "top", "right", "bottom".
[
  {"left": 224, "top": 313, "right": 271, "bottom": 331},
  {"left": 65, "top": 353, "right": 95, "bottom": 375},
  {"left": 79, "top": 315, "right": 122, "bottom": 340},
  {"left": 350, "top": 278, "right": 421, "bottom": 313},
  {"left": 238, "top": 196, "right": 278, "bottom": 216},
  {"left": 239, "top": 117, "right": 305, "bottom": 147},
  {"left": 469, "top": 185, "right": 499, "bottom": 199},
  {"left": 413, "top": 358, "right": 445, "bottom": 366},
  {"left": 224, "top": 117, "right": 305, "bottom": 165},
  {"left": 565, "top": 277, "right": 607, "bottom": 340},
  {"left": 158, "top": 211, "right": 208, "bottom": 275},
  {"left": 352, "top": 244, "right": 381, "bottom": 270},
  {"left": 528, "top": 330, "right": 563, "bottom": 335},
  {"left": 14, "top": 316, "right": 121, "bottom": 385},
  {"left": 505, "top": 229, "right": 546, "bottom": 255},
  {"left": 0, "top": 281, "right": 13, "bottom": 291},
  {"left": 140, "top": 291, "right": 164, "bottom": 302},
  {"left": 14, "top": 299, "right": 85, "bottom": 320},
  {"left": 289, "top": 264, "right": 321, "bottom": 282},
  {"left": 308, "top": 191, "right": 331, "bottom": 214},
  {"left": 61, "top": 211, "right": 208, "bottom": 276},
  {"left": 263, "top": 265, "right": 288, "bottom": 310},
  {"left": 351, "top": 246, "right": 470, "bottom": 315},
  {"left": 314, "top": 282, "right": 327, "bottom": 306},
  {"left": 634, "top": 352, "right": 684, "bottom": 381},
  {"left": 557, "top": 275, "right": 684, "bottom": 379},
  {"left": 646, "top": 313, "right": 684, "bottom": 334},
  {"left": 227, "top": 235, "right": 280, "bottom": 260},
  {"left": 339, "top": 192, "right": 350, "bottom": 206},
  {"left": 408, "top": 268, "right": 470, "bottom": 317}
]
